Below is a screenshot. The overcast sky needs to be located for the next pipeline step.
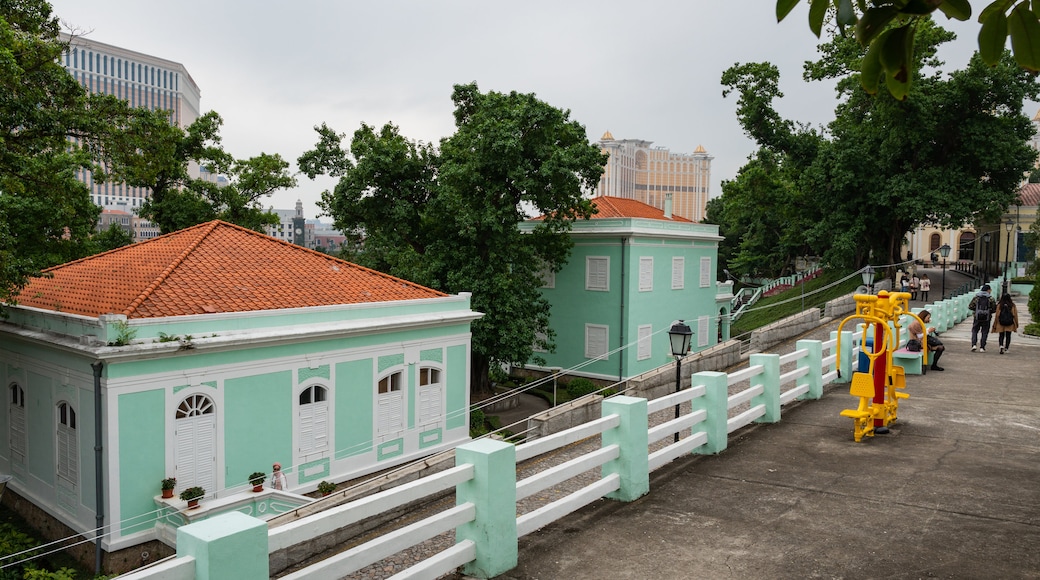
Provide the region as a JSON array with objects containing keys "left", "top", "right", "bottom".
[{"left": 49, "top": 1, "right": 1009, "bottom": 220}]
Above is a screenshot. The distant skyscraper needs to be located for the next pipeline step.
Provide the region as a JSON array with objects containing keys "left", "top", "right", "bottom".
[
  {"left": 59, "top": 33, "right": 202, "bottom": 211},
  {"left": 594, "top": 132, "right": 713, "bottom": 222}
]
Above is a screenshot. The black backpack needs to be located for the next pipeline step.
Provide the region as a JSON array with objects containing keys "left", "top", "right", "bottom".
[
  {"left": 974, "top": 294, "right": 992, "bottom": 322},
  {"left": 999, "top": 304, "right": 1014, "bottom": 326}
]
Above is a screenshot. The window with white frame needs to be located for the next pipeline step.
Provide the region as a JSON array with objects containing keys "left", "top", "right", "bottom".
[
  {"left": 377, "top": 371, "right": 405, "bottom": 434},
  {"left": 538, "top": 264, "right": 555, "bottom": 289},
  {"left": 637, "top": 325, "right": 652, "bottom": 360},
  {"left": 699, "top": 257, "right": 712, "bottom": 287},
  {"left": 56, "top": 401, "right": 77, "bottom": 487},
  {"left": 698, "top": 316, "right": 710, "bottom": 347},
  {"left": 585, "top": 324, "right": 609, "bottom": 359},
  {"left": 639, "top": 257, "right": 653, "bottom": 292},
  {"left": 298, "top": 385, "right": 329, "bottom": 456},
  {"left": 532, "top": 330, "right": 549, "bottom": 353},
  {"left": 417, "top": 367, "right": 443, "bottom": 426},
  {"left": 9, "top": 384, "right": 25, "bottom": 464},
  {"left": 671, "top": 257, "right": 685, "bottom": 289},
  {"left": 586, "top": 256, "right": 609, "bottom": 291}
]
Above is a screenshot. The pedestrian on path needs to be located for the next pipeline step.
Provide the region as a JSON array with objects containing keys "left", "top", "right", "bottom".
[
  {"left": 910, "top": 274, "right": 920, "bottom": 300},
  {"left": 969, "top": 284, "right": 997, "bottom": 352},
  {"left": 919, "top": 274, "right": 931, "bottom": 302},
  {"left": 991, "top": 293, "right": 1019, "bottom": 354}
]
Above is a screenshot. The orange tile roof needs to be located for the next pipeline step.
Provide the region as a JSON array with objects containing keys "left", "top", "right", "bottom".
[
  {"left": 586, "top": 196, "right": 694, "bottom": 222},
  {"left": 1018, "top": 183, "right": 1040, "bottom": 207},
  {"left": 15, "top": 221, "right": 446, "bottom": 319}
]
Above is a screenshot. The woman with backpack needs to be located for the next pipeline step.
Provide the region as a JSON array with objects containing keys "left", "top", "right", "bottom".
[{"left": 991, "top": 293, "right": 1019, "bottom": 354}]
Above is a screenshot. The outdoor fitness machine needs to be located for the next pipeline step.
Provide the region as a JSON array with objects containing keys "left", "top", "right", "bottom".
[{"left": 836, "top": 290, "right": 916, "bottom": 442}]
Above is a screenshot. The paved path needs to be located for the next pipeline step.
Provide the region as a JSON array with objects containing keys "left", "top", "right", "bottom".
[{"left": 501, "top": 292, "right": 1040, "bottom": 579}]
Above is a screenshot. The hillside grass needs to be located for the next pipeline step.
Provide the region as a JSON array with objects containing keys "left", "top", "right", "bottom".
[{"left": 731, "top": 268, "right": 860, "bottom": 337}]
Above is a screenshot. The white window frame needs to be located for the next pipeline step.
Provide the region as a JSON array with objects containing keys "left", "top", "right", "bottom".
[
  {"left": 698, "top": 316, "right": 710, "bottom": 347},
  {"left": 298, "top": 384, "right": 330, "bottom": 458},
  {"left": 585, "top": 324, "right": 609, "bottom": 360},
  {"left": 56, "top": 401, "right": 78, "bottom": 487},
  {"left": 671, "top": 257, "right": 685, "bottom": 289},
  {"left": 699, "top": 257, "right": 712, "bottom": 288},
  {"left": 9, "top": 384, "right": 25, "bottom": 464},
  {"left": 539, "top": 265, "right": 555, "bottom": 289},
  {"left": 585, "top": 256, "right": 610, "bottom": 291},
  {"left": 377, "top": 370, "right": 405, "bottom": 435},
  {"left": 638, "top": 257, "right": 654, "bottom": 292},
  {"left": 532, "top": 330, "right": 549, "bottom": 353},
  {"left": 417, "top": 366, "right": 444, "bottom": 427},
  {"left": 637, "top": 325, "right": 653, "bottom": 360}
]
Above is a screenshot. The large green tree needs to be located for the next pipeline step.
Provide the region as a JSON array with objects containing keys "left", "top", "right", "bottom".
[
  {"left": 0, "top": 0, "right": 131, "bottom": 306},
  {"left": 300, "top": 83, "right": 607, "bottom": 394},
  {"left": 717, "top": 20, "right": 1038, "bottom": 272}
]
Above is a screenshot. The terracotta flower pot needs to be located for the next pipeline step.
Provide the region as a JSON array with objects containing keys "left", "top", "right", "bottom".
[
  {"left": 162, "top": 489, "right": 174, "bottom": 499},
  {"left": 187, "top": 498, "right": 200, "bottom": 509},
  {"left": 253, "top": 484, "right": 263, "bottom": 492}
]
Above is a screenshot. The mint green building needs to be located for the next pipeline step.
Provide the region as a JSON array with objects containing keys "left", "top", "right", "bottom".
[
  {"left": 520, "top": 197, "right": 729, "bottom": 381},
  {"left": 0, "top": 221, "right": 480, "bottom": 561}
]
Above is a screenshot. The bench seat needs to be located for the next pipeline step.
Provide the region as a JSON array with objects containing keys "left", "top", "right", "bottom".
[{"left": 892, "top": 348, "right": 924, "bottom": 375}]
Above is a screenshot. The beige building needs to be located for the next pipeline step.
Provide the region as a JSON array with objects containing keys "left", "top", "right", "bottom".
[{"left": 594, "top": 132, "right": 713, "bottom": 222}]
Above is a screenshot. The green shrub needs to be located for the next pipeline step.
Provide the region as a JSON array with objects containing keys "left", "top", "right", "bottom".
[
  {"left": 566, "top": 378, "right": 598, "bottom": 399},
  {"left": 469, "top": 409, "right": 488, "bottom": 437}
]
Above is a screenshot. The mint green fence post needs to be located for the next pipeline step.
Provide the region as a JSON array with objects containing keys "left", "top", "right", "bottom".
[
  {"left": 455, "top": 439, "right": 518, "bottom": 579},
  {"left": 176, "top": 511, "right": 268, "bottom": 580},
  {"left": 796, "top": 339, "right": 823, "bottom": 400},
  {"left": 751, "top": 353, "right": 781, "bottom": 423},
  {"left": 691, "top": 371, "right": 728, "bottom": 454},
  {"left": 602, "top": 396, "right": 649, "bottom": 502}
]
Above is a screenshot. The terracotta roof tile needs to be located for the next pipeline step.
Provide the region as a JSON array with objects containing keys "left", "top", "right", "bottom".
[
  {"left": 588, "top": 196, "right": 693, "bottom": 221},
  {"left": 15, "top": 220, "right": 446, "bottom": 319},
  {"left": 1017, "top": 183, "right": 1040, "bottom": 207}
]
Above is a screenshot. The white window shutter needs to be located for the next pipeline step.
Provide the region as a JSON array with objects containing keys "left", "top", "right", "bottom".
[
  {"left": 637, "top": 325, "right": 652, "bottom": 360},
  {"left": 698, "top": 316, "right": 710, "bottom": 347},
  {"left": 699, "top": 257, "right": 711, "bottom": 287},
  {"left": 672, "top": 257, "right": 685, "bottom": 289},
  {"left": 639, "top": 257, "right": 653, "bottom": 291}
]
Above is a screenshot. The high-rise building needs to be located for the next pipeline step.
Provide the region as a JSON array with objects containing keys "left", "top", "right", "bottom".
[
  {"left": 59, "top": 33, "right": 202, "bottom": 211},
  {"left": 594, "top": 132, "right": 713, "bottom": 222}
]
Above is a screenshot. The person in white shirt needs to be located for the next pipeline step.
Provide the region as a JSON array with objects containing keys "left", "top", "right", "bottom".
[{"left": 270, "top": 462, "right": 288, "bottom": 490}]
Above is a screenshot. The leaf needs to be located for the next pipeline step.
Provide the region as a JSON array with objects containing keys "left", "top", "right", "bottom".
[
  {"left": 979, "top": 8, "right": 1010, "bottom": 64},
  {"left": 881, "top": 25, "right": 915, "bottom": 100},
  {"left": 936, "top": 0, "right": 972, "bottom": 20},
  {"left": 777, "top": 0, "right": 802, "bottom": 21},
  {"left": 859, "top": 34, "right": 885, "bottom": 94},
  {"left": 836, "top": 0, "right": 858, "bottom": 26},
  {"left": 857, "top": 5, "right": 899, "bottom": 45},
  {"left": 978, "top": 0, "right": 1015, "bottom": 23},
  {"left": 1009, "top": 1, "right": 1040, "bottom": 70},
  {"left": 901, "top": 0, "right": 942, "bottom": 15},
  {"left": 809, "top": 0, "right": 829, "bottom": 37}
]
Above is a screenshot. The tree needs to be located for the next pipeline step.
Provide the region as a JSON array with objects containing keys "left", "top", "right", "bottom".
[
  {"left": 721, "top": 21, "right": 1039, "bottom": 271},
  {"left": 100, "top": 109, "right": 295, "bottom": 233},
  {"left": 301, "top": 83, "right": 606, "bottom": 395},
  {"left": 776, "top": 0, "right": 1040, "bottom": 99},
  {"left": 90, "top": 223, "right": 135, "bottom": 254},
  {"left": 0, "top": 0, "right": 129, "bottom": 307}
]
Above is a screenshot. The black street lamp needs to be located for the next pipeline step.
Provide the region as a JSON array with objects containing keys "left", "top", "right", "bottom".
[
  {"left": 1003, "top": 218, "right": 1014, "bottom": 291},
  {"left": 938, "top": 243, "right": 951, "bottom": 299},
  {"left": 982, "top": 232, "right": 991, "bottom": 283},
  {"left": 668, "top": 320, "right": 693, "bottom": 443},
  {"left": 860, "top": 265, "right": 875, "bottom": 294}
]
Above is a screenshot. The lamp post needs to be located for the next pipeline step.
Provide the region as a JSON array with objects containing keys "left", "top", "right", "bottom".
[
  {"left": 668, "top": 320, "right": 693, "bottom": 443},
  {"left": 982, "top": 232, "right": 991, "bottom": 283},
  {"left": 938, "top": 243, "right": 951, "bottom": 299},
  {"left": 861, "top": 265, "right": 875, "bottom": 294},
  {"left": 1003, "top": 217, "right": 1014, "bottom": 291}
]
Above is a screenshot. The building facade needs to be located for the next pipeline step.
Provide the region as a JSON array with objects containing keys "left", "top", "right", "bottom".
[
  {"left": 594, "top": 132, "right": 713, "bottom": 222},
  {"left": 521, "top": 196, "right": 728, "bottom": 382},
  {"left": 0, "top": 221, "right": 479, "bottom": 570},
  {"left": 59, "top": 33, "right": 202, "bottom": 213}
]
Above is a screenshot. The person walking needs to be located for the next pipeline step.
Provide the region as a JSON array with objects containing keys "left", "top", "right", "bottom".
[
  {"left": 991, "top": 293, "right": 1019, "bottom": 354},
  {"left": 919, "top": 274, "right": 930, "bottom": 302},
  {"left": 968, "top": 284, "right": 997, "bottom": 352}
]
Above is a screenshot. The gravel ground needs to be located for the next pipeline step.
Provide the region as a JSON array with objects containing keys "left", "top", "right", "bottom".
[{"left": 279, "top": 319, "right": 847, "bottom": 579}]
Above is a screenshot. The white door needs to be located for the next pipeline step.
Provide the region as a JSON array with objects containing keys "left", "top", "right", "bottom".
[{"left": 174, "top": 394, "right": 216, "bottom": 495}]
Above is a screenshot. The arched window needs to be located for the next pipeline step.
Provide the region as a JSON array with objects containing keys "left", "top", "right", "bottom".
[
  {"left": 175, "top": 394, "right": 216, "bottom": 493},
  {"left": 929, "top": 233, "right": 942, "bottom": 252},
  {"left": 56, "top": 402, "right": 77, "bottom": 486},
  {"left": 958, "top": 232, "right": 976, "bottom": 261},
  {"left": 9, "top": 384, "right": 25, "bottom": 463},
  {"left": 298, "top": 385, "right": 328, "bottom": 456}
]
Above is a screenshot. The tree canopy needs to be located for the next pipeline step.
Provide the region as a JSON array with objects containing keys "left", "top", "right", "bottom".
[
  {"left": 300, "top": 82, "right": 606, "bottom": 394},
  {"left": 712, "top": 20, "right": 1038, "bottom": 276}
]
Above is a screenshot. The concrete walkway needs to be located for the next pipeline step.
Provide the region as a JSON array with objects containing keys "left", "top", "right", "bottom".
[{"left": 500, "top": 293, "right": 1040, "bottom": 579}]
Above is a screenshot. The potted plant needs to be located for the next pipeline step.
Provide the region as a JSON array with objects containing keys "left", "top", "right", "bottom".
[
  {"left": 179, "top": 486, "right": 205, "bottom": 509},
  {"left": 161, "top": 477, "right": 176, "bottom": 499},
  {"left": 248, "top": 471, "right": 266, "bottom": 492},
  {"left": 317, "top": 480, "right": 336, "bottom": 497}
]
